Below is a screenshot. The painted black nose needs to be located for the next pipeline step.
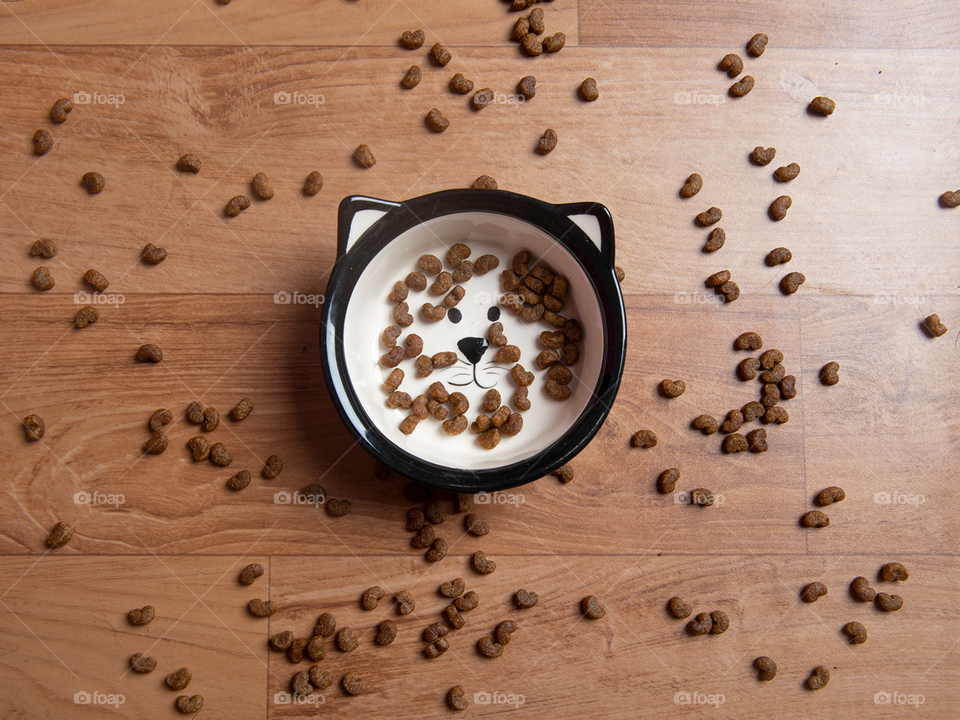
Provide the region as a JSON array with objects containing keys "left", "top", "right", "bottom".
[{"left": 457, "top": 337, "right": 489, "bottom": 365}]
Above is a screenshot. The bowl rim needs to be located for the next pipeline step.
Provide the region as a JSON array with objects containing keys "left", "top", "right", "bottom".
[{"left": 320, "top": 188, "right": 627, "bottom": 492}]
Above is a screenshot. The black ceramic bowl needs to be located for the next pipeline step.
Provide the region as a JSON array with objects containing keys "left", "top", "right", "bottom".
[{"left": 320, "top": 189, "right": 627, "bottom": 492}]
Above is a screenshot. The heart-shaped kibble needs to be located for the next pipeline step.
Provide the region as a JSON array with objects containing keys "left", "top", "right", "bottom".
[
  {"left": 336, "top": 627, "right": 359, "bottom": 652},
  {"left": 729, "top": 75, "right": 755, "bottom": 96},
  {"left": 718, "top": 53, "right": 743, "bottom": 78},
  {"left": 515, "top": 590, "right": 539, "bottom": 609},
  {"left": 477, "top": 637, "right": 504, "bottom": 658},
  {"left": 127, "top": 606, "right": 155, "bottom": 626},
  {"left": 668, "top": 596, "right": 692, "bottom": 618},
  {"left": 421, "top": 303, "right": 446, "bottom": 322},
  {"left": 851, "top": 576, "right": 877, "bottom": 601},
  {"left": 582, "top": 595, "right": 606, "bottom": 619},
  {"left": 488, "top": 321, "right": 508, "bottom": 347},
  {"left": 291, "top": 670, "right": 311, "bottom": 697},
  {"left": 269, "top": 630, "right": 294, "bottom": 651},
  {"left": 510, "top": 364, "right": 534, "bottom": 386},
  {"left": 375, "top": 619, "right": 397, "bottom": 645},
  {"left": 454, "top": 591, "right": 479, "bottom": 612},
  {"left": 396, "top": 590, "right": 416, "bottom": 615},
  {"left": 747, "top": 33, "right": 768, "bottom": 56},
  {"left": 248, "top": 598, "right": 277, "bottom": 617},
  {"left": 661, "top": 379, "right": 686, "bottom": 398},
  {"left": 400, "top": 29, "right": 424, "bottom": 49},
  {"left": 472, "top": 551, "right": 496, "bottom": 574},
  {"left": 326, "top": 498, "right": 351, "bottom": 517},
  {"left": 464, "top": 513, "right": 489, "bottom": 536},
  {"left": 881, "top": 562, "right": 909, "bottom": 582},
  {"left": 755, "top": 657, "right": 778, "bottom": 681},
  {"left": 940, "top": 190, "right": 960, "bottom": 208},
  {"left": 426, "top": 537, "right": 448, "bottom": 562},
  {"left": 394, "top": 302, "right": 413, "bottom": 327},
  {"left": 769, "top": 195, "right": 792, "bottom": 221},
  {"left": 166, "top": 667, "right": 192, "bottom": 690},
  {"left": 382, "top": 325, "right": 402, "bottom": 348},
  {"left": 423, "top": 622, "right": 448, "bottom": 643},
  {"left": 750, "top": 146, "right": 776, "bottom": 166},
  {"left": 440, "top": 578, "right": 465, "bottom": 598},
  {"left": 876, "top": 592, "right": 904, "bottom": 612},
  {"left": 801, "top": 510, "right": 830, "bottom": 528},
  {"left": 362, "top": 586, "right": 385, "bottom": 611},
  {"left": 175, "top": 695, "right": 203, "bottom": 714},
  {"left": 341, "top": 672, "right": 366, "bottom": 696},
  {"left": 844, "top": 621, "right": 867, "bottom": 644},
  {"left": 658, "top": 468, "right": 679, "bottom": 494},
  {"left": 691, "top": 415, "right": 718, "bottom": 435},
  {"left": 129, "top": 653, "right": 157, "bottom": 673},
  {"left": 687, "top": 612, "right": 713, "bottom": 635},
  {"left": 719, "top": 281, "right": 740, "bottom": 303},
  {"left": 780, "top": 271, "right": 805, "bottom": 295},
  {"left": 696, "top": 206, "right": 722, "bottom": 226},
  {"left": 388, "top": 281, "right": 408, "bottom": 304},
  {"left": 819, "top": 361, "right": 840, "bottom": 386},
  {"left": 807, "top": 666, "right": 830, "bottom": 690},
  {"left": 425, "top": 638, "right": 450, "bottom": 658},
  {"left": 922, "top": 314, "right": 948, "bottom": 337},
  {"left": 496, "top": 620, "right": 518, "bottom": 646},
  {"left": 801, "top": 582, "right": 828, "bottom": 603},
  {"left": 411, "top": 524, "right": 435, "bottom": 549}
]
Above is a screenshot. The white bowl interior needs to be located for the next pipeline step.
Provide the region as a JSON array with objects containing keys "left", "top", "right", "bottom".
[{"left": 342, "top": 211, "right": 604, "bottom": 471}]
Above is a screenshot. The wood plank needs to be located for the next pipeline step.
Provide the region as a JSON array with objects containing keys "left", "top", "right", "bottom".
[
  {"left": 0, "top": 0, "right": 579, "bottom": 46},
  {"left": 579, "top": 0, "right": 960, "bottom": 48}
]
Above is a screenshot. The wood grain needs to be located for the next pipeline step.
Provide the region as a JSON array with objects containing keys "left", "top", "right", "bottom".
[{"left": 1, "top": 1, "right": 959, "bottom": 717}]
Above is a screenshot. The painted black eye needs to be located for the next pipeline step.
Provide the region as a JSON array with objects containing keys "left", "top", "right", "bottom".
[
  {"left": 448, "top": 308, "right": 462, "bottom": 324},
  {"left": 487, "top": 307, "right": 501, "bottom": 322}
]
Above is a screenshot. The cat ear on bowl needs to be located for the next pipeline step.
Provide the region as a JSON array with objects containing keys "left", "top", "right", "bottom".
[{"left": 337, "top": 196, "right": 402, "bottom": 256}]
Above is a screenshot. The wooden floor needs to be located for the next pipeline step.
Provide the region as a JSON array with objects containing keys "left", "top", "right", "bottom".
[{"left": 1, "top": 1, "right": 958, "bottom": 717}]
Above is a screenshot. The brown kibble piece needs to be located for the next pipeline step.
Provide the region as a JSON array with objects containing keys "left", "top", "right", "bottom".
[
  {"left": 424, "top": 622, "right": 449, "bottom": 643},
  {"left": 384, "top": 368, "right": 404, "bottom": 394},
  {"left": 521, "top": 33, "right": 543, "bottom": 56},
  {"left": 309, "top": 666, "right": 332, "bottom": 690},
  {"left": 880, "top": 562, "right": 909, "bottom": 582},
  {"left": 388, "top": 281, "right": 408, "bottom": 304},
  {"left": 746, "top": 428, "right": 768, "bottom": 452},
  {"left": 807, "top": 666, "right": 830, "bottom": 690},
  {"left": 440, "top": 578, "right": 465, "bottom": 598},
  {"left": 537, "top": 128, "right": 558, "bottom": 154},
  {"left": 375, "top": 619, "right": 397, "bottom": 646},
  {"left": 175, "top": 695, "right": 203, "bottom": 714},
  {"left": 144, "top": 432, "right": 168, "bottom": 455},
  {"left": 336, "top": 627, "right": 359, "bottom": 652},
  {"left": 405, "top": 271, "right": 427, "bottom": 291},
  {"left": 31, "top": 239, "right": 58, "bottom": 258},
  {"left": 696, "top": 207, "right": 722, "bottom": 226},
  {"left": 844, "top": 621, "right": 867, "bottom": 644},
  {"left": 705, "top": 270, "right": 731, "bottom": 287},
  {"left": 304, "top": 171, "right": 323, "bottom": 195},
  {"left": 50, "top": 98, "right": 73, "bottom": 123},
  {"left": 291, "top": 670, "right": 311, "bottom": 696},
  {"left": 780, "top": 272, "right": 806, "bottom": 294},
  {"left": 287, "top": 638, "right": 308, "bottom": 663},
  {"left": 755, "top": 656, "right": 777, "bottom": 681},
  {"left": 31, "top": 267, "right": 55, "bottom": 291},
  {"left": 876, "top": 592, "right": 904, "bottom": 611},
  {"left": 472, "top": 176, "right": 498, "bottom": 191},
  {"left": 354, "top": 144, "right": 376, "bottom": 168},
  {"left": 402, "top": 65, "right": 422, "bottom": 89},
  {"left": 186, "top": 402, "right": 204, "bottom": 423},
  {"left": 730, "top": 75, "right": 755, "bottom": 96},
  {"left": 187, "top": 436, "right": 210, "bottom": 461},
  {"left": 326, "top": 498, "right": 351, "bottom": 517},
  {"left": 769, "top": 195, "right": 792, "bottom": 221},
  {"left": 774, "top": 163, "right": 801, "bottom": 182},
  {"left": 82, "top": 171, "right": 105, "bottom": 193},
  {"left": 136, "top": 344, "right": 163, "bottom": 363},
  {"left": 454, "top": 591, "right": 479, "bottom": 612},
  {"left": 511, "top": 364, "right": 534, "bottom": 386},
  {"left": 764, "top": 406, "right": 789, "bottom": 425},
  {"left": 473, "top": 551, "right": 496, "bottom": 574},
  {"left": 801, "top": 510, "right": 830, "bottom": 528},
  {"left": 687, "top": 612, "right": 713, "bottom": 635},
  {"left": 34, "top": 130, "right": 53, "bottom": 155},
  {"left": 200, "top": 407, "right": 219, "bottom": 431},
  {"left": 342, "top": 672, "right": 366, "bottom": 695},
  {"left": 528, "top": 6, "right": 545, "bottom": 33},
  {"left": 543, "top": 32, "right": 566, "bottom": 52},
  {"left": 851, "top": 577, "right": 877, "bottom": 602},
  {"left": 750, "top": 146, "right": 776, "bottom": 166},
  {"left": 362, "top": 586, "right": 385, "bottom": 610},
  {"left": 518, "top": 75, "right": 537, "bottom": 100},
  {"left": 315, "top": 613, "right": 336, "bottom": 638},
  {"left": 431, "top": 42, "right": 452, "bottom": 65},
  {"left": 128, "top": 606, "right": 155, "bottom": 626},
  {"left": 692, "top": 414, "right": 718, "bottom": 435},
  {"left": 421, "top": 303, "right": 446, "bottom": 322},
  {"left": 472, "top": 88, "right": 495, "bottom": 110},
  {"left": 166, "top": 667, "right": 191, "bottom": 690},
  {"left": 680, "top": 173, "right": 703, "bottom": 198},
  {"left": 149, "top": 409, "right": 173, "bottom": 432},
  {"left": 130, "top": 653, "right": 157, "bottom": 673},
  {"left": 938, "top": 191, "right": 960, "bottom": 208},
  {"left": 632, "top": 430, "right": 657, "bottom": 448},
  {"left": 820, "top": 361, "right": 840, "bottom": 386},
  {"left": 802, "top": 582, "right": 828, "bottom": 603},
  {"left": 817, "top": 487, "right": 845, "bottom": 506},
  {"left": 83, "top": 269, "right": 109, "bottom": 292},
  {"left": 580, "top": 77, "right": 599, "bottom": 102},
  {"left": 239, "top": 563, "right": 264, "bottom": 586},
  {"left": 669, "top": 596, "right": 692, "bottom": 618},
  {"left": 426, "top": 108, "right": 449, "bottom": 132},
  {"left": 723, "top": 433, "right": 749, "bottom": 453},
  {"left": 209, "top": 442, "right": 232, "bottom": 466},
  {"left": 443, "top": 415, "right": 467, "bottom": 435},
  {"left": 582, "top": 595, "right": 605, "bottom": 619},
  {"left": 448, "top": 686, "right": 468, "bottom": 711},
  {"left": 661, "top": 379, "right": 686, "bottom": 398},
  {"left": 741, "top": 401, "right": 765, "bottom": 423},
  {"left": 658, "top": 468, "right": 680, "bottom": 494},
  {"left": 46, "top": 522, "right": 72, "bottom": 548},
  {"left": 451, "top": 73, "right": 475, "bottom": 94},
  {"left": 474, "top": 255, "right": 500, "bottom": 275},
  {"left": 691, "top": 488, "right": 715, "bottom": 506},
  {"left": 710, "top": 611, "right": 729, "bottom": 634},
  {"left": 496, "top": 620, "right": 518, "bottom": 645},
  {"left": 225, "top": 195, "right": 250, "bottom": 216},
  {"left": 477, "top": 637, "right": 503, "bottom": 658},
  {"left": 721, "top": 409, "right": 744, "bottom": 433},
  {"left": 809, "top": 96, "right": 836, "bottom": 116},
  {"left": 515, "top": 589, "right": 538, "bottom": 609},
  {"left": 922, "top": 314, "right": 948, "bottom": 337},
  {"left": 704, "top": 228, "right": 725, "bottom": 252},
  {"left": 747, "top": 33, "right": 768, "bottom": 56},
  {"left": 512, "top": 16, "right": 530, "bottom": 40},
  {"left": 177, "top": 154, "right": 201, "bottom": 173},
  {"left": 735, "top": 332, "right": 763, "bottom": 351},
  {"left": 478, "top": 427, "right": 501, "bottom": 449},
  {"left": 142, "top": 243, "right": 167, "bottom": 264},
  {"left": 401, "top": 29, "right": 424, "bottom": 49},
  {"left": 396, "top": 590, "right": 416, "bottom": 615},
  {"left": 718, "top": 53, "right": 743, "bottom": 77},
  {"left": 445, "top": 604, "right": 465, "bottom": 630},
  {"left": 766, "top": 247, "right": 792, "bottom": 266}
]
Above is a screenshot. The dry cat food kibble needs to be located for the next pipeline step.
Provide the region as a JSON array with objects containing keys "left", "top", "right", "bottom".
[
  {"left": 142, "top": 243, "right": 167, "bottom": 264},
  {"left": 426, "top": 537, "right": 449, "bottom": 562},
  {"left": 723, "top": 434, "right": 749, "bottom": 453},
  {"left": 802, "top": 582, "right": 828, "bottom": 603},
  {"left": 31, "top": 239, "right": 58, "bottom": 258},
  {"left": 342, "top": 672, "right": 366, "bottom": 696},
  {"left": 658, "top": 468, "right": 680, "bottom": 493},
  {"left": 448, "top": 686, "right": 469, "bottom": 711},
  {"left": 801, "top": 510, "right": 830, "bottom": 528},
  {"left": 522, "top": 33, "right": 543, "bottom": 55},
  {"left": 291, "top": 671, "right": 311, "bottom": 696},
  {"left": 144, "top": 432, "right": 168, "bottom": 455},
  {"left": 239, "top": 563, "right": 264, "bottom": 585},
  {"left": 680, "top": 173, "right": 703, "bottom": 197},
  {"left": 412, "top": 525, "right": 435, "bottom": 549},
  {"left": 327, "top": 498, "right": 351, "bottom": 517},
  {"left": 440, "top": 578, "right": 465, "bottom": 598},
  {"left": 730, "top": 75, "right": 755, "bottom": 96},
  {"left": 452, "top": 73, "right": 475, "bottom": 94},
  {"left": 130, "top": 653, "right": 158, "bottom": 673},
  {"left": 83, "top": 268, "right": 109, "bottom": 292},
  {"left": 512, "top": 16, "right": 530, "bottom": 39},
  {"left": 396, "top": 590, "right": 416, "bottom": 615},
  {"left": 741, "top": 401, "right": 765, "bottom": 423},
  {"left": 518, "top": 75, "right": 536, "bottom": 99},
  {"left": 50, "top": 97, "right": 73, "bottom": 122},
  {"left": 687, "top": 612, "right": 712, "bottom": 635},
  {"left": 851, "top": 577, "right": 877, "bottom": 602},
  {"left": 844, "top": 621, "right": 867, "bottom": 644},
  {"left": 746, "top": 428, "right": 768, "bottom": 452},
  {"left": 175, "top": 695, "right": 203, "bottom": 714},
  {"left": 496, "top": 620, "right": 518, "bottom": 646},
  {"left": 515, "top": 589, "right": 538, "bottom": 609},
  {"left": 246, "top": 173, "right": 270, "bottom": 200},
  {"left": 209, "top": 442, "right": 232, "bottom": 466},
  {"left": 166, "top": 667, "right": 191, "bottom": 690},
  {"left": 939, "top": 190, "right": 960, "bottom": 208},
  {"left": 187, "top": 436, "right": 210, "bottom": 461},
  {"left": 819, "top": 361, "right": 840, "bottom": 385},
  {"left": 229, "top": 397, "right": 254, "bottom": 421},
  {"left": 362, "top": 586, "right": 385, "bottom": 610},
  {"left": 922, "top": 314, "right": 948, "bottom": 337},
  {"left": 402, "top": 65, "right": 422, "bottom": 88},
  {"left": 34, "top": 130, "right": 53, "bottom": 155},
  {"left": 477, "top": 637, "right": 503, "bottom": 658},
  {"left": 128, "top": 606, "right": 155, "bottom": 625},
  {"left": 262, "top": 455, "right": 282, "bottom": 479},
  {"left": 632, "top": 430, "right": 658, "bottom": 448},
  {"left": 750, "top": 146, "right": 776, "bottom": 166},
  {"left": 661, "top": 379, "right": 685, "bottom": 398},
  {"left": 354, "top": 144, "right": 376, "bottom": 167},
  {"left": 225, "top": 195, "right": 250, "bottom": 216},
  {"left": 710, "top": 611, "right": 729, "bottom": 634},
  {"left": 880, "top": 562, "right": 909, "bottom": 582},
  {"left": 747, "top": 33, "right": 768, "bottom": 56},
  {"left": 769, "top": 195, "right": 792, "bottom": 221},
  {"left": 401, "top": 29, "right": 424, "bottom": 49},
  {"left": 537, "top": 128, "right": 558, "bottom": 154},
  {"left": 473, "top": 174, "right": 498, "bottom": 189},
  {"left": 465, "top": 513, "right": 490, "bottom": 535},
  {"left": 316, "top": 613, "right": 336, "bottom": 638},
  {"left": 755, "top": 656, "right": 777, "bottom": 681},
  {"left": 136, "top": 344, "right": 163, "bottom": 363},
  {"left": 552, "top": 463, "right": 574, "bottom": 483},
  {"left": 582, "top": 595, "right": 606, "bottom": 619},
  {"left": 718, "top": 53, "right": 743, "bottom": 77},
  {"left": 580, "top": 77, "right": 599, "bottom": 101},
  {"left": 375, "top": 620, "right": 397, "bottom": 645},
  {"left": 425, "top": 638, "right": 451, "bottom": 658},
  {"left": 177, "top": 154, "right": 201, "bottom": 173},
  {"left": 148, "top": 409, "right": 171, "bottom": 432},
  {"left": 690, "top": 488, "right": 715, "bottom": 506},
  {"left": 473, "top": 551, "right": 496, "bottom": 574},
  {"left": 808, "top": 96, "right": 836, "bottom": 116},
  {"left": 668, "top": 597, "right": 692, "bottom": 618},
  {"left": 696, "top": 207, "right": 722, "bottom": 226},
  {"left": 248, "top": 599, "right": 277, "bottom": 617},
  {"left": 426, "top": 108, "right": 450, "bottom": 132},
  {"left": 454, "top": 591, "right": 479, "bottom": 612},
  {"left": 722, "top": 409, "right": 744, "bottom": 433},
  {"left": 473, "top": 88, "right": 495, "bottom": 110},
  {"left": 692, "top": 414, "right": 718, "bottom": 434},
  {"left": 774, "top": 163, "right": 801, "bottom": 182},
  {"left": 807, "top": 666, "right": 830, "bottom": 690},
  {"left": 336, "top": 627, "right": 359, "bottom": 652},
  {"left": 31, "top": 267, "right": 55, "bottom": 290},
  {"left": 82, "top": 171, "right": 105, "bottom": 193},
  {"left": 780, "top": 272, "right": 806, "bottom": 295},
  {"left": 46, "top": 522, "right": 72, "bottom": 548},
  {"left": 424, "top": 622, "right": 449, "bottom": 642},
  {"left": 309, "top": 667, "right": 332, "bottom": 691},
  {"left": 765, "top": 247, "right": 792, "bottom": 266},
  {"left": 304, "top": 171, "right": 323, "bottom": 195},
  {"left": 876, "top": 592, "right": 904, "bottom": 611},
  {"left": 817, "top": 486, "right": 845, "bottom": 506},
  {"left": 704, "top": 228, "right": 725, "bottom": 252},
  {"left": 431, "top": 42, "right": 452, "bottom": 65},
  {"left": 735, "top": 332, "right": 763, "bottom": 351}
]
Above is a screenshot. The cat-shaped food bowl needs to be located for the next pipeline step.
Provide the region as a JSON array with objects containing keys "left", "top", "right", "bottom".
[{"left": 320, "top": 189, "right": 627, "bottom": 492}]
